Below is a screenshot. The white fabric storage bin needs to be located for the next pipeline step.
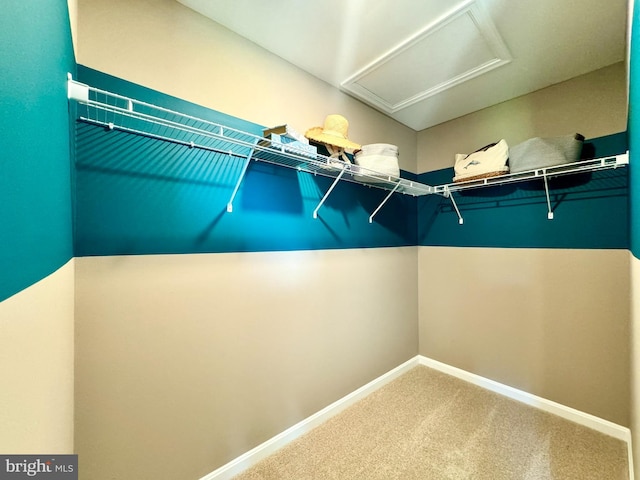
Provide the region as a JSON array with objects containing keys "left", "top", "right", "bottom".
[
  {"left": 453, "top": 139, "right": 509, "bottom": 182},
  {"left": 354, "top": 143, "right": 400, "bottom": 182}
]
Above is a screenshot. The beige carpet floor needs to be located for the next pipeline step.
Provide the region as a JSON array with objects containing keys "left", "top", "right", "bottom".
[{"left": 232, "top": 365, "right": 628, "bottom": 480}]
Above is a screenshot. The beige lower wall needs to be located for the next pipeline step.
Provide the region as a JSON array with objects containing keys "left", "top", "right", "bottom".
[
  {"left": 77, "top": 0, "right": 418, "bottom": 173},
  {"left": 418, "top": 61, "right": 628, "bottom": 172},
  {"left": 0, "top": 260, "right": 75, "bottom": 453},
  {"left": 418, "top": 246, "right": 630, "bottom": 427},
  {"left": 73, "top": 1, "right": 635, "bottom": 475},
  {"left": 74, "top": 247, "right": 418, "bottom": 480},
  {"left": 67, "top": 0, "right": 77, "bottom": 55}
]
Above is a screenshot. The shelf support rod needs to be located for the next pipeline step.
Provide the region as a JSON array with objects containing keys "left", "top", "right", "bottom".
[
  {"left": 313, "top": 167, "right": 347, "bottom": 219},
  {"left": 446, "top": 187, "right": 464, "bottom": 225},
  {"left": 542, "top": 172, "right": 554, "bottom": 220},
  {"left": 369, "top": 182, "right": 401, "bottom": 224},
  {"left": 227, "top": 148, "right": 254, "bottom": 213}
]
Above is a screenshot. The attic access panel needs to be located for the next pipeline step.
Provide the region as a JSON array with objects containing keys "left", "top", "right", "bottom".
[{"left": 341, "top": 0, "right": 512, "bottom": 114}]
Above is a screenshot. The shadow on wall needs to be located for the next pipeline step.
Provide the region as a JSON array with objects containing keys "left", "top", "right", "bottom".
[
  {"left": 74, "top": 122, "right": 417, "bottom": 256},
  {"left": 73, "top": 66, "right": 419, "bottom": 256},
  {"left": 417, "top": 135, "right": 629, "bottom": 249}
]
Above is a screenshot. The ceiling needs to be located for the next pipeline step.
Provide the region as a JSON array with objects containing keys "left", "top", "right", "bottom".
[{"left": 177, "top": 0, "right": 628, "bottom": 131}]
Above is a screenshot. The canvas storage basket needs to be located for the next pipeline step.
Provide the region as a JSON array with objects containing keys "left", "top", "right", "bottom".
[
  {"left": 453, "top": 139, "right": 509, "bottom": 182},
  {"left": 509, "top": 133, "right": 584, "bottom": 173},
  {"left": 354, "top": 143, "right": 400, "bottom": 181}
]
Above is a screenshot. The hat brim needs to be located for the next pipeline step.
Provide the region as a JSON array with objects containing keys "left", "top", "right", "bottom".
[{"left": 305, "top": 127, "right": 361, "bottom": 151}]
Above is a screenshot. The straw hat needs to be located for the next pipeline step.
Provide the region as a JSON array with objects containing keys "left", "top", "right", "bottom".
[{"left": 304, "top": 114, "right": 361, "bottom": 151}]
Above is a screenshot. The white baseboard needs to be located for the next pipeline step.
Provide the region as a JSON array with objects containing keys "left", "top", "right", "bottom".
[
  {"left": 199, "top": 356, "right": 420, "bottom": 480},
  {"left": 417, "top": 355, "right": 634, "bottom": 480},
  {"left": 201, "top": 354, "right": 634, "bottom": 480}
]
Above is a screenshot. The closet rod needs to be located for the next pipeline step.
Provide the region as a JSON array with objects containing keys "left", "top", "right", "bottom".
[{"left": 79, "top": 116, "right": 251, "bottom": 161}]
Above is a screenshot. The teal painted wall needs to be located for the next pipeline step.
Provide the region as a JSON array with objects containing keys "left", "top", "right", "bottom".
[
  {"left": 73, "top": 67, "right": 417, "bottom": 256},
  {"left": 0, "top": 1, "right": 75, "bottom": 302},
  {"left": 418, "top": 133, "right": 629, "bottom": 249},
  {"left": 72, "top": 67, "right": 631, "bottom": 255},
  {"left": 0, "top": 2, "right": 633, "bottom": 298},
  {"left": 630, "top": 1, "right": 640, "bottom": 260}
]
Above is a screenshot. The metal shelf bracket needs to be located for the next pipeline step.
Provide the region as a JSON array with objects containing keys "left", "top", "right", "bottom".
[
  {"left": 313, "top": 166, "right": 347, "bottom": 219},
  {"left": 369, "top": 182, "right": 401, "bottom": 223},
  {"left": 542, "top": 172, "right": 554, "bottom": 220},
  {"left": 445, "top": 186, "right": 464, "bottom": 225},
  {"left": 227, "top": 149, "right": 254, "bottom": 213}
]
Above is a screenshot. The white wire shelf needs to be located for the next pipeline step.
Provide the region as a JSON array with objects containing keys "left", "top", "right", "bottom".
[
  {"left": 433, "top": 154, "right": 629, "bottom": 195},
  {"left": 432, "top": 152, "right": 629, "bottom": 224},
  {"left": 67, "top": 76, "right": 433, "bottom": 223},
  {"left": 67, "top": 75, "right": 628, "bottom": 226}
]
